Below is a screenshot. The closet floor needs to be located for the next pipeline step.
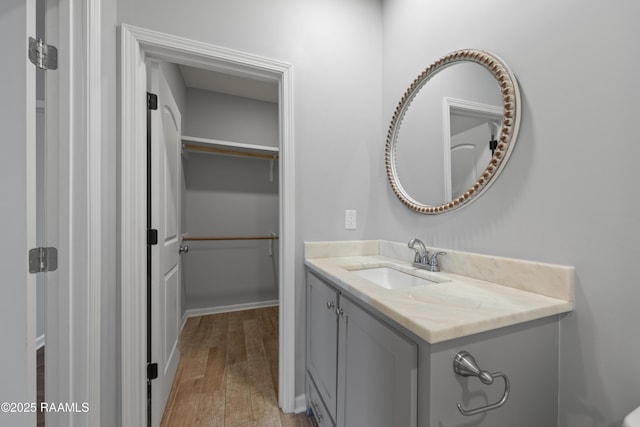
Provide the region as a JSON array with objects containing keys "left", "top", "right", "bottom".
[{"left": 161, "top": 307, "right": 317, "bottom": 427}]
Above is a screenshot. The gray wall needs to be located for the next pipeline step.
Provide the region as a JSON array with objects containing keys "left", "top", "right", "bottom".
[
  {"left": 183, "top": 153, "right": 279, "bottom": 310},
  {"left": 184, "top": 88, "right": 278, "bottom": 147},
  {"left": 183, "top": 89, "right": 279, "bottom": 311},
  {"left": 381, "top": 0, "right": 640, "bottom": 425},
  {"left": 111, "top": 0, "right": 640, "bottom": 425}
]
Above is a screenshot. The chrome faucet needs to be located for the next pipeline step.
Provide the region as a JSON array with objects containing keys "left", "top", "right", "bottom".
[
  {"left": 408, "top": 238, "right": 446, "bottom": 272},
  {"left": 408, "top": 238, "right": 429, "bottom": 269},
  {"left": 428, "top": 251, "right": 446, "bottom": 272}
]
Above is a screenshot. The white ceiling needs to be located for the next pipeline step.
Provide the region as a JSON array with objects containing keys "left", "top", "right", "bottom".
[{"left": 179, "top": 64, "right": 278, "bottom": 104}]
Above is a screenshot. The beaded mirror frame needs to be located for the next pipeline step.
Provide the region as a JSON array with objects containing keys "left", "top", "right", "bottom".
[{"left": 385, "top": 49, "right": 521, "bottom": 214}]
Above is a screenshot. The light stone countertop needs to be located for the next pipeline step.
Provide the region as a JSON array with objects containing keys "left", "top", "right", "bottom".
[{"left": 304, "top": 240, "right": 574, "bottom": 344}]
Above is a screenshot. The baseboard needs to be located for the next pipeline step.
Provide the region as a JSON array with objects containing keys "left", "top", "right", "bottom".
[
  {"left": 36, "top": 334, "right": 45, "bottom": 350},
  {"left": 183, "top": 299, "right": 279, "bottom": 323},
  {"left": 180, "top": 311, "right": 189, "bottom": 333},
  {"left": 294, "top": 393, "right": 307, "bottom": 414}
]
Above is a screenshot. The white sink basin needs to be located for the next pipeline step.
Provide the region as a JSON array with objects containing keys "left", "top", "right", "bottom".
[{"left": 351, "top": 266, "right": 446, "bottom": 290}]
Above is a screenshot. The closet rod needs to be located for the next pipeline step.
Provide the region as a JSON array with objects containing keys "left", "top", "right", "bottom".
[
  {"left": 183, "top": 235, "right": 279, "bottom": 241},
  {"left": 183, "top": 143, "right": 278, "bottom": 160}
]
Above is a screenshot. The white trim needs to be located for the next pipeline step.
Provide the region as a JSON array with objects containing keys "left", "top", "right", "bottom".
[
  {"left": 120, "top": 25, "right": 148, "bottom": 425},
  {"left": 294, "top": 394, "right": 308, "bottom": 414},
  {"left": 442, "top": 97, "right": 503, "bottom": 201},
  {"left": 180, "top": 300, "right": 280, "bottom": 333},
  {"left": 36, "top": 334, "right": 46, "bottom": 350},
  {"left": 39, "top": 0, "right": 102, "bottom": 424},
  {"left": 120, "top": 24, "right": 296, "bottom": 425},
  {"left": 25, "top": 0, "right": 37, "bottom": 414},
  {"left": 86, "top": 0, "right": 102, "bottom": 424},
  {"left": 278, "top": 60, "right": 296, "bottom": 413},
  {"left": 184, "top": 300, "right": 279, "bottom": 319}
]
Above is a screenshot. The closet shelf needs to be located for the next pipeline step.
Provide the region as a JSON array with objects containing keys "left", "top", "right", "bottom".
[
  {"left": 183, "top": 235, "right": 279, "bottom": 241},
  {"left": 182, "top": 135, "right": 279, "bottom": 160}
]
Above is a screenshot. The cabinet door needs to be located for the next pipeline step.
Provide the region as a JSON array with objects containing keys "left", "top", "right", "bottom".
[
  {"left": 307, "top": 273, "right": 339, "bottom": 422},
  {"left": 337, "top": 298, "right": 417, "bottom": 427}
]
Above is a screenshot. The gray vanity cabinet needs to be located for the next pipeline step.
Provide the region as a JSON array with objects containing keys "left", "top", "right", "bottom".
[
  {"left": 306, "top": 272, "right": 418, "bottom": 427},
  {"left": 306, "top": 268, "right": 562, "bottom": 427},
  {"left": 336, "top": 297, "right": 417, "bottom": 427},
  {"left": 306, "top": 272, "right": 339, "bottom": 424}
]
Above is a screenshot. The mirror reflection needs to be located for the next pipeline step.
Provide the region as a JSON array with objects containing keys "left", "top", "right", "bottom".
[
  {"left": 386, "top": 50, "right": 520, "bottom": 214},
  {"left": 447, "top": 99, "right": 502, "bottom": 200}
]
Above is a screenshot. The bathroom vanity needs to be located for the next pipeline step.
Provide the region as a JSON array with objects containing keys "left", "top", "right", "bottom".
[{"left": 304, "top": 240, "right": 574, "bottom": 427}]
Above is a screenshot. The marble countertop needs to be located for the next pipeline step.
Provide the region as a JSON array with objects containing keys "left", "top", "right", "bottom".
[{"left": 304, "top": 240, "right": 574, "bottom": 344}]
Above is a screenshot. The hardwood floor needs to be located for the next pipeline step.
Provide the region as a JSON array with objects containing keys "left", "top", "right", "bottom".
[{"left": 160, "top": 307, "right": 316, "bottom": 427}]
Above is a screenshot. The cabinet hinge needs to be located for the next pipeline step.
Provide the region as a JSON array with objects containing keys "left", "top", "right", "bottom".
[
  {"left": 147, "top": 362, "right": 159, "bottom": 380},
  {"left": 147, "top": 92, "right": 158, "bottom": 110},
  {"left": 28, "top": 247, "right": 58, "bottom": 274},
  {"left": 148, "top": 229, "right": 158, "bottom": 246},
  {"left": 28, "top": 37, "right": 58, "bottom": 70}
]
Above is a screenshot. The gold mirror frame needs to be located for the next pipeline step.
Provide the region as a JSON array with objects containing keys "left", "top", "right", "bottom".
[{"left": 385, "top": 49, "right": 521, "bottom": 214}]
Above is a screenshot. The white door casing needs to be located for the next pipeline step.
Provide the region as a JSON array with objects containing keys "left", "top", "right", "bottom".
[
  {"left": 0, "top": 1, "right": 37, "bottom": 424},
  {"left": 45, "top": 0, "right": 103, "bottom": 424},
  {"left": 121, "top": 24, "right": 296, "bottom": 425},
  {"left": 148, "top": 61, "right": 182, "bottom": 426}
]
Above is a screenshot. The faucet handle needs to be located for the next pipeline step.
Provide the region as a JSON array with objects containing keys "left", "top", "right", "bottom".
[
  {"left": 429, "top": 252, "right": 446, "bottom": 272},
  {"left": 413, "top": 250, "right": 429, "bottom": 264}
]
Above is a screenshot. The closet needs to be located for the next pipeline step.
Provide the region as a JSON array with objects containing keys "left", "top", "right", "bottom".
[{"left": 175, "top": 63, "right": 280, "bottom": 317}]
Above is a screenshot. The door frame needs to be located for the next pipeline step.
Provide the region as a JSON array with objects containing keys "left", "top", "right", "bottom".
[
  {"left": 35, "top": 0, "right": 103, "bottom": 425},
  {"left": 119, "top": 24, "right": 296, "bottom": 425}
]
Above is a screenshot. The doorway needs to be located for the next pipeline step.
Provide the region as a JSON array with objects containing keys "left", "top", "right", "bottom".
[{"left": 120, "top": 25, "right": 296, "bottom": 426}]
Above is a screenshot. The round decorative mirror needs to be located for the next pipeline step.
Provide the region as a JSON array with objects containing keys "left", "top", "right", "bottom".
[{"left": 385, "top": 49, "right": 521, "bottom": 214}]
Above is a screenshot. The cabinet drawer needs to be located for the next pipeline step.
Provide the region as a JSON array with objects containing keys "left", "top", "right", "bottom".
[{"left": 307, "top": 374, "right": 335, "bottom": 427}]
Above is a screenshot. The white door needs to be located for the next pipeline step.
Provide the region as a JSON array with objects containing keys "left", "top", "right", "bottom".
[
  {"left": 148, "top": 61, "right": 182, "bottom": 427},
  {"left": 450, "top": 123, "right": 492, "bottom": 199},
  {"left": 0, "top": 1, "right": 37, "bottom": 425}
]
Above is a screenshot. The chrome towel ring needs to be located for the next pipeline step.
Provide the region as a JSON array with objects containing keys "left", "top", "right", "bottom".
[{"left": 453, "top": 351, "right": 511, "bottom": 416}]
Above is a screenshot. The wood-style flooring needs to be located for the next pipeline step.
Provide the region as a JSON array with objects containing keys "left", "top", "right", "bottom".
[{"left": 160, "top": 307, "right": 316, "bottom": 427}]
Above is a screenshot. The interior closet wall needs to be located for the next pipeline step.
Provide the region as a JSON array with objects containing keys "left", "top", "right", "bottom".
[{"left": 182, "top": 88, "right": 279, "bottom": 313}]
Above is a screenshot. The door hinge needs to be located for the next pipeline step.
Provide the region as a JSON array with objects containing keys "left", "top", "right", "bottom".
[
  {"left": 147, "top": 93, "right": 158, "bottom": 110},
  {"left": 148, "top": 229, "right": 158, "bottom": 245},
  {"left": 147, "top": 362, "right": 158, "bottom": 380},
  {"left": 28, "top": 247, "right": 58, "bottom": 274},
  {"left": 28, "top": 37, "right": 58, "bottom": 70}
]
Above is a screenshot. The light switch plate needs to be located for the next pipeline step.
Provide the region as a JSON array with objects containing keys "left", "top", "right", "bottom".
[{"left": 345, "top": 210, "right": 357, "bottom": 230}]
